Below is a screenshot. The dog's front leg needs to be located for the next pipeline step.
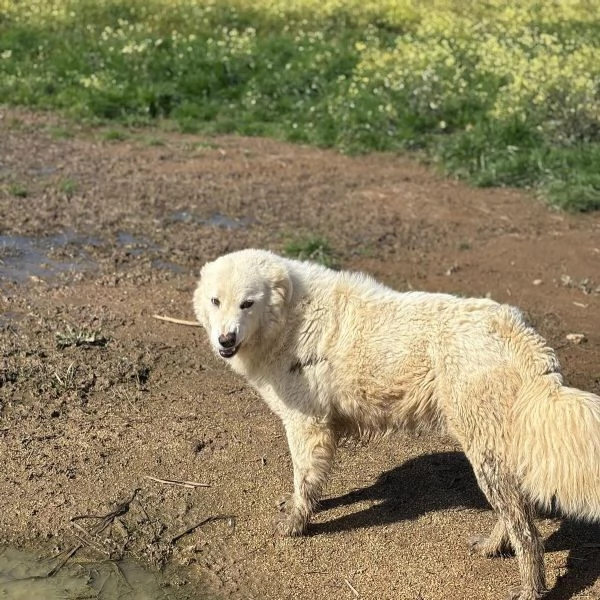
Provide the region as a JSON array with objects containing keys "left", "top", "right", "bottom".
[{"left": 276, "top": 417, "right": 337, "bottom": 536}]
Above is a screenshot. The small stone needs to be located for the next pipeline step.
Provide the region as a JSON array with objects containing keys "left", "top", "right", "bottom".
[
  {"left": 532, "top": 279, "right": 542, "bottom": 286},
  {"left": 566, "top": 333, "right": 587, "bottom": 344}
]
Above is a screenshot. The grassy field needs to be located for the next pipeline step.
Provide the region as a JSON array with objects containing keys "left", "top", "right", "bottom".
[{"left": 1, "top": 0, "right": 600, "bottom": 210}]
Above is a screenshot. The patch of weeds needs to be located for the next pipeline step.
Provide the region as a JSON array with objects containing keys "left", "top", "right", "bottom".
[
  {"left": 58, "top": 178, "right": 77, "bottom": 197},
  {"left": 48, "top": 126, "right": 74, "bottom": 139},
  {"left": 354, "top": 244, "right": 376, "bottom": 258},
  {"left": 458, "top": 241, "right": 471, "bottom": 251},
  {"left": 185, "top": 141, "right": 219, "bottom": 153},
  {"left": 0, "top": 365, "right": 19, "bottom": 387},
  {"left": 543, "top": 178, "right": 600, "bottom": 213},
  {"left": 7, "top": 117, "right": 24, "bottom": 130},
  {"left": 283, "top": 236, "right": 338, "bottom": 268},
  {"left": 143, "top": 136, "right": 166, "bottom": 147},
  {"left": 8, "top": 183, "right": 28, "bottom": 198},
  {"left": 53, "top": 362, "right": 76, "bottom": 391},
  {"left": 56, "top": 325, "right": 109, "bottom": 349},
  {"left": 111, "top": 358, "right": 151, "bottom": 391},
  {"left": 200, "top": 141, "right": 221, "bottom": 150},
  {"left": 134, "top": 364, "right": 151, "bottom": 388},
  {"left": 3, "top": 1, "right": 600, "bottom": 210},
  {"left": 102, "top": 129, "right": 128, "bottom": 142},
  {"left": 559, "top": 274, "right": 600, "bottom": 295}
]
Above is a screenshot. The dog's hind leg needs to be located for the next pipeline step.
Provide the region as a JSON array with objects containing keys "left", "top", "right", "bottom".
[
  {"left": 470, "top": 456, "right": 546, "bottom": 600},
  {"left": 469, "top": 518, "right": 512, "bottom": 557},
  {"left": 276, "top": 418, "right": 337, "bottom": 536}
]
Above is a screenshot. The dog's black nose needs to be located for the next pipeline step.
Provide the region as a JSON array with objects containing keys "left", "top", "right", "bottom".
[{"left": 218, "top": 332, "right": 237, "bottom": 348}]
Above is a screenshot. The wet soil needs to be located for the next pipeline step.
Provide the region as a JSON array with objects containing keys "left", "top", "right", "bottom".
[{"left": 1, "top": 108, "right": 600, "bottom": 600}]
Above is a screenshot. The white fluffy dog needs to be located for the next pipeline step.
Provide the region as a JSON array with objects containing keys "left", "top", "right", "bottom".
[{"left": 193, "top": 248, "right": 600, "bottom": 600}]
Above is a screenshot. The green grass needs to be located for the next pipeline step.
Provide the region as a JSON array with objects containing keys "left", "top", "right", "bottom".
[
  {"left": 58, "top": 178, "right": 77, "bottom": 197},
  {"left": 141, "top": 135, "right": 166, "bottom": 146},
  {"left": 283, "top": 236, "right": 338, "bottom": 268},
  {"left": 1, "top": 0, "right": 600, "bottom": 210},
  {"left": 101, "top": 129, "right": 129, "bottom": 142},
  {"left": 8, "top": 183, "right": 28, "bottom": 198},
  {"left": 48, "top": 125, "right": 75, "bottom": 139}
]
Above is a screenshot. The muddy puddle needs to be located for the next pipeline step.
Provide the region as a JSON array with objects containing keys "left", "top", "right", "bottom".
[
  {"left": 0, "top": 232, "right": 98, "bottom": 283},
  {"left": 0, "top": 214, "right": 249, "bottom": 285},
  {"left": 0, "top": 547, "right": 197, "bottom": 600},
  {"left": 166, "top": 212, "right": 253, "bottom": 230},
  {"left": 0, "top": 231, "right": 186, "bottom": 285}
]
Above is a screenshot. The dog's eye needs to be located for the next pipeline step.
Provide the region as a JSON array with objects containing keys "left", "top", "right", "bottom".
[
  {"left": 211, "top": 297, "right": 220, "bottom": 307},
  {"left": 240, "top": 300, "right": 254, "bottom": 310}
]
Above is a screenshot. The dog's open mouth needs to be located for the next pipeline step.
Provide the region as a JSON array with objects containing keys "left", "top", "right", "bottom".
[{"left": 219, "top": 344, "right": 241, "bottom": 358}]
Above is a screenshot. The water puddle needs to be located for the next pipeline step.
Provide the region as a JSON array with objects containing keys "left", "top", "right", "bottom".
[
  {"left": 29, "top": 166, "right": 58, "bottom": 176},
  {"left": 116, "top": 233, "right": 159, "bottom": 257},
  {"left": 0, "top": 547, "right": 182, "bottom": 599},
  {"left": 166, "top": 212, "right": 253, "bottom": 230},
  {"left": 116, "top": 235, "right": 185, "bottom": 274},
  {"left": 151, "top": 260, "right": 186, "bottom": 274},
  {"left": 0, "top": 229, "right": 188, "bottom": 286},
  {"left": 0, "top": 232, "right": 98, "bottom": 283}
]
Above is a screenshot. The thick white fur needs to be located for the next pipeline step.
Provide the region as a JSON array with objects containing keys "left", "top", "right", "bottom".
[{"left": 193, "top": 248, "right": 600, "bottom": 600}]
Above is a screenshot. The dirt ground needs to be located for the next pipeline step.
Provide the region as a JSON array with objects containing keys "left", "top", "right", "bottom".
[{"left": 1, "top": 107, "right": 600, "bottom": 600}]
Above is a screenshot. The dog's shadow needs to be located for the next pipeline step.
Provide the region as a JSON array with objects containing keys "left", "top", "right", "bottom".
[{"left": 312, "top": 451, "right": 600, "bottom": 600}]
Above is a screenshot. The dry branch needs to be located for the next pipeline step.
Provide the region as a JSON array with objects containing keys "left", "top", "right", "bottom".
[
  {"left": 170, "top": 514, "right": 236, "bottom": 545},
  {"left": 152, "top": 314, "right": 200, "bottom": 326},
  {"left": 344, "top": 578, "right": 359, "bottom": 598},
  {"left": 145, "top": 475, "right": 211, "bottom": 488}
]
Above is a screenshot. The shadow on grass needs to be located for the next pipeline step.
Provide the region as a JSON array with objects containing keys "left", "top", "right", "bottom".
[{"left": 312, "top": 451, "right": 600, "bottom": 600}]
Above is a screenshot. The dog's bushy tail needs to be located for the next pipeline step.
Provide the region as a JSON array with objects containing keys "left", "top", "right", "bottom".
[{"left": 512, "top": 380, "right": 600, "bottom": 521}]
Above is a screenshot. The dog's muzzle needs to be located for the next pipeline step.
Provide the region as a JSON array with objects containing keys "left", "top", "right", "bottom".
[
  {"left": 218, "top": 332, "right": 240, "bottom": 358},
  {"left": 219, "top": 344, "right": 240, "bottom": 358}
]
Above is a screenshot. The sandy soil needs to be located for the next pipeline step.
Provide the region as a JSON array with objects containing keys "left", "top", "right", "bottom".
[{"left": 1, "top": 108, "right": 600, "bottom": 600}]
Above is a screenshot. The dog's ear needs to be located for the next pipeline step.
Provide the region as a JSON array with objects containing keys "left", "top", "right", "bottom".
[{"left": 272, "top": 264, "right": 293, "bottom": 305}]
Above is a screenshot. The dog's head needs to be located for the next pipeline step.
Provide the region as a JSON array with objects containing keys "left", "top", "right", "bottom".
[{"left": 193, "top": 249, "right": 293, "bottom": 361}]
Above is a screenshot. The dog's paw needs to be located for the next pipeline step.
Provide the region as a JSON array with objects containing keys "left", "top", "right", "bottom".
[
  {"left": 468, "top": 534, "right": 511, "bottom": 558},
  {"left": 505, "top": 585, "right": 546, "bottom": 600},
  {"left": 274, "top": 511, "right": 307, "bottom": 537},
  {"left": 273, "top": 495, "right": 308, "bottom": 537}
]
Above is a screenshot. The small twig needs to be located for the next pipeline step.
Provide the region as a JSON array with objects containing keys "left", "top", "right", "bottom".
[
  {"left": 71, "top": 531, "right": 109, "bottom": 556},
  {"left": 45, "top": 544, "right": 82, "bottom": 578},
  {"left": 170, "top": 514, "right": 236, "bottom": 545},
  {"left": 70, "top": 522, "right": 110, "bottom": 556},
  {"left": 45, "top": 488, "right": 142, "bottom": 579},
  {"left": 144, "top": 475, "right": 210, "bottom": 488},
  {"left": 152, "top": 314, "right": 200, "bottom": 327},
  {"left": 6, "top": 546, "right": 80, "bottom": 584},
  {"left": 71, "top": 488, "right": 140, "bottom": 535},
  {"left": 344, "top": 578, "right": 359, "bottom": 598}
]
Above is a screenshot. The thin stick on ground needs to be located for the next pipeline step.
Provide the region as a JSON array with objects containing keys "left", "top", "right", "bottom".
[
  {"left": 170, "top": 514, "right": 236, "bottom": 545},
  {"left": 152, "top": 314, "right": 200, "bottom": 326},
  {"left": 144, "top": 475, "right": 211, "bottom": 488},
  {"left": 344, "top": 578, "right": 360, "bottom": 598},
  {"left": 45, "top": 544, "right": 82, "bottom": 578},
  {"left": 70, "top": 488, "right": 140, "bottom": 534},
  {"left": 45, "top": 488, "right": 141, "bottom": 579}
]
